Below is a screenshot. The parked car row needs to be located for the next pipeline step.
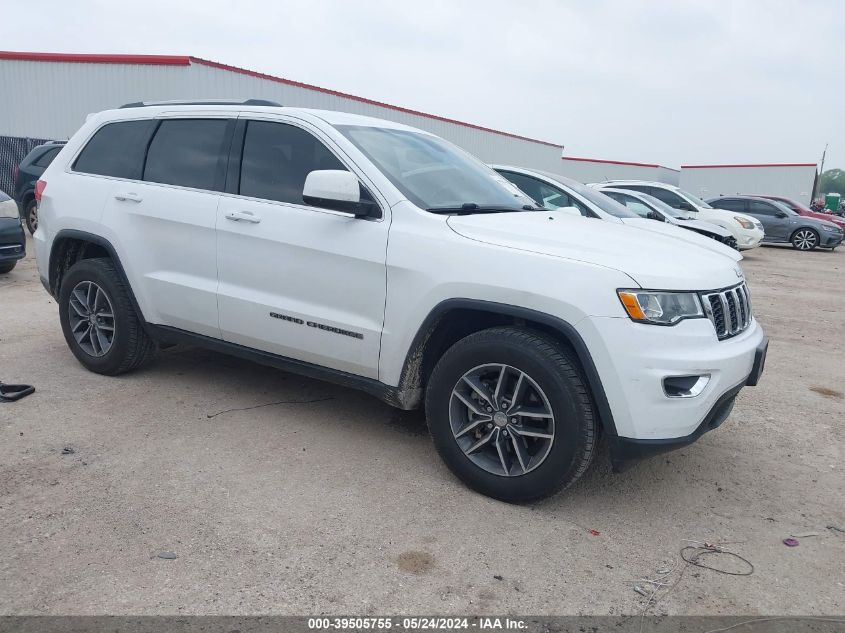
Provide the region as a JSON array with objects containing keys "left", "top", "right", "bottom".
[{"left": 30, "top": 101, "right": 768, "bottom": 501}]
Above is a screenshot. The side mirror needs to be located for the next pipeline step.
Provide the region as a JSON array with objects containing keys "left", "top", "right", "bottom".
[
  {"left": 556, "top": 206, "right": 582, "bottom": 217},
  {"left": 775, "top": 211, "right": 788, "bottom": 218},
  {"left": 646, "top": 211, "right": 657, "bottom": 220},
  {"left": 302, "top": 170, "right": 380, "bottom": 218}
]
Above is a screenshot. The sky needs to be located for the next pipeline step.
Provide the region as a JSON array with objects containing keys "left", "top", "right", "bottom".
[{"left": 4, "top": 0, "right": 843, "bottom": 169}]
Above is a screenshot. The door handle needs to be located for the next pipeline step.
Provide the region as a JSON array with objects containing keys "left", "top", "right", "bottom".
[
  {"left": 114, "top": 192, "right": 142, "bottom": 203},
  {"left": 225, "top": 211, "right": 261, "bottom": 224}
]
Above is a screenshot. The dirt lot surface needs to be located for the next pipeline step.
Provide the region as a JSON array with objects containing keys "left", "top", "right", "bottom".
[{"left": 1, "top": 236, "right": 843, "bottom": 616}]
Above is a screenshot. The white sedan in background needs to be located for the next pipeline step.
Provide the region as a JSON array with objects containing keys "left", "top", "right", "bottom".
[{"left": 493, "top": 165, "right": 741, "bottom": 261}]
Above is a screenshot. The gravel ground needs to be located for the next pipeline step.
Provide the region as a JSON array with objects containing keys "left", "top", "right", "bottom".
[{"left": 1, "top": 236, "right": 843, "bottom": 616}]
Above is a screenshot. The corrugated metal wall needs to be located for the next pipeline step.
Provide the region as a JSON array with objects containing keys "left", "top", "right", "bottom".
[
  {"left": 680, "top": 166, "right": 818, "bottom": 204},
  {"left": 559, "top": 158, "right": 680, "bottom": 185},
  {"left": 0, "top": 58, "right": 564, "bottom": 173}
]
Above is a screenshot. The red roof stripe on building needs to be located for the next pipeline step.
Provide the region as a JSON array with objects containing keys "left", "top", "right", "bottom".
[
  {"left": 0, "top": 51, "right": 561, "bottom": 149},
  {"left": 562, "top": 155, "right": 679, "bottom": 170},
  {"left": 681, "top": 163, "right": 817, "bottom": 169},
  {"left": 0, "top": 51, "right": 190, "bottom": 66}
]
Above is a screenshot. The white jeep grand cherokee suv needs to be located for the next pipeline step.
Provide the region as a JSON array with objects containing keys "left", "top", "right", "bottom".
[{"left": 33, "top": 101, "right": 768, "bottom": 501}]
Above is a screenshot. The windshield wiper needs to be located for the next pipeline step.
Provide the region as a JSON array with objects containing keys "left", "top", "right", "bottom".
[{"left": 427, "top": 203, "right": 541, "bottom": 215}]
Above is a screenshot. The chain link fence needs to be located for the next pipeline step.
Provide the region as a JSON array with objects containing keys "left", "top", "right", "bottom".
[{"left": 0, "top": 135, "right": 51, "bottom": 198}]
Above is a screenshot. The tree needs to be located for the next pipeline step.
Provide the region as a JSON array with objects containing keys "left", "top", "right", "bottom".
[{"left": 819, "top": 169, "right": 845, "bottom": 196}]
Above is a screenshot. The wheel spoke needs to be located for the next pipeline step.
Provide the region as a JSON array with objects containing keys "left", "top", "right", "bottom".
[
  {"left": 466, "top": 429, "right": 496, "bottom": 455},
  {"left": 86, "top": 282, "right": 96, "bottom": 312},
  {"left": 453, "top": 390, "right": 490, "bottom": 417},
  {"left": 69, "top": 298, "right": 88, "bottom": 318},
  {"left": 74, "top": 324, "right": 92, "bottom": 345},
  {"left": 509, "top": 431, "right": 529, "bottom": 473},
  {"left": 71, "top": 318, "right": 87, "bottom": 333},
  {"left": 454, "top": 416, "right": 492, "bottom": 439},
  {"left": 513, "top": 427, "right": 554, "bottom": 440},
  {"left": 95, "top": 327, "right": 110, "bottom": 353},
  {"left": 510, "top": 405, "right": 553, "bottom": 419},
  {"left": 492, "top": 365, "right": 508, "bottom": 403},
  {"left": 506, "top": 371, "right": 526, "bottom": 413},
  {"left": 462, "top": 374, "right": 495, "bottom": 409},
  {"left": 494, "top": 431, "right": 510, "bottom": 476}
]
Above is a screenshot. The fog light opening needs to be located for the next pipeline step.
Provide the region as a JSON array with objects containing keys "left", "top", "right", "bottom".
[{"left": 663, "top": 374, "right": 710, "bottom": 398}]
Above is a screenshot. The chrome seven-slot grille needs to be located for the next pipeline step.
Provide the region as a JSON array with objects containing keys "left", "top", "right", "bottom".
[{"left": 701, "top": 283, "right": 752, "bottom": 340}]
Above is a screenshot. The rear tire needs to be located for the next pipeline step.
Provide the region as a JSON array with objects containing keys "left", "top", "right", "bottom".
[
  {"left": 0, "top": 262, "right": 16, "bottom": 274},
  {"left": 58, "top": 258, "right": 157, "bottom": 375},
  {"left": 24, "top": 199, "right": 38, "bottom": 235},
  {"left": 425, "top": 327, "right": 597, "bottom": 502},
  {"left": 791, "top": 228, "right": 818, "bottom": 251}
]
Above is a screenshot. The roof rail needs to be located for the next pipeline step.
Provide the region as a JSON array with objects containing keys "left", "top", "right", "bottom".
[{"left": 119, "top": 99, "right": 282, "bottom": 108}]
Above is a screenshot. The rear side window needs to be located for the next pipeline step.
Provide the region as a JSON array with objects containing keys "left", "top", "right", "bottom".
[
  {"left": 33, "top": 147, "right": 61, "bottom": 168},
  {"left": 239, "top": 121, "right": 347, "bottom": 204},
  {"left": 714, "top": 198, "right": 746, "bottom": 212},
  {"left": 73, "top": 120, "right": 157, "bottom": 180},
  {"left": 143, "top": 119, "right": 230, "bottom": 191},
  {"left": 748, "top": 200, "right": 777, "bottom": 215}
]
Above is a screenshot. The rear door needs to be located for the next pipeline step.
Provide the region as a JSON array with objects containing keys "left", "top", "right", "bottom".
[
  {"left": 748, "top": 200, "right": 792, "bottom": 240},
  {"left": 215, "top": 115, "right": 389, "bottom": 378},
  {"left": 98, "top": 115, "right": 234, "bottom": 337}
]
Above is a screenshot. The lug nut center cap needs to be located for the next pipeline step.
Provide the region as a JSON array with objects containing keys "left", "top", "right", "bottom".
[{"left": 493, "top": 412, "right": 508, "bottom": 427}]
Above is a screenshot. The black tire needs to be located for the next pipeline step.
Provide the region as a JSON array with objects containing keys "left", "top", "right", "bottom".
[
  {"left": 791, "top": 228, "right": 819, "bottom": 251},
  {"left": 425, "top": 327, "right": 597, "bottom": 502},
  {"left": 24, "top": 199, "right": 38, "bottom": 235},
  {"left": 58, "top": 258, "right": 157, "bottom": 375},
  {"left": 0, "top": 261, "right": 16, "bottom": 274}
]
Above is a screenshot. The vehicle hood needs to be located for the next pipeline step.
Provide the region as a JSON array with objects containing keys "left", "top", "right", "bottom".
[
  {"left": 619, "top": 217, "right": 741, "bottom": 261},
  {"left": 803, "top": 210, "right": 845, "bottom": 228},
  {"left": 671, "top": 217, "right": 733, "bottom": 237},
  {"left": 447, "top": 212, "right": 744, "bottom": 290}
]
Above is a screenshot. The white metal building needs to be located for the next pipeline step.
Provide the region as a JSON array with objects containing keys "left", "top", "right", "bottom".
[
  {"left": 0, "top": 51, "right": 568, "bottom": 195},
  {"left": 559, "top": 156, "right": 680, "bottom": 185},
  {"left": 680, "top": 163, "right": 818, "bottom": 204}
]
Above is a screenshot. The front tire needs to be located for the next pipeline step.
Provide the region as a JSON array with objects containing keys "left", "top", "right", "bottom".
[
  {"left": 24, "top": 199, "right": 38, "bottom": 235},
  {"left": 0, "top": 262, "right": 16, "bottom": 274},
  {"left": 791, "top": 228, "right": 818, "bottom": 251},
  {"left": 58, "top": 258, "right": 157, "bottom": 375},
  {"left": 425, "top": 327, "right": 597, "bottom": 502}
]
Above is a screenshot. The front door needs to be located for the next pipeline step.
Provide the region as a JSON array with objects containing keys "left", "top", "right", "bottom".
[
  {"left": 215, "top": 117, "right": 389, "bottom": 378},
  {"left": 748, "top": 200, "right": 794, "bottom": 241}
]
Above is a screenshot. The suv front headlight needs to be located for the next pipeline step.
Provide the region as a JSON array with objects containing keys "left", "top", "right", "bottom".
[
  {"left": 617, "top": 290, "right": 704, "bottom": 325},
  {"left": 0, "top": 199, "right": 19, "bottom": 219},
  {"left": 733, "top": 216, "right": 756, "bottom": 230}
]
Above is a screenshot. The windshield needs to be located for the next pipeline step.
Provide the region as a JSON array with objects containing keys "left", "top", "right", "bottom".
[
  {"left": 338, "top": 125, "right": 534, "bottom": 212},
  {"left": 638, "top": 193, "right": 687, "bottom": 218},
  {"left": 677, "top": 188, "right": 714, "bottom": 209},
  {"left": 574, "top": 184, "right": 639, "bottom": 219}
]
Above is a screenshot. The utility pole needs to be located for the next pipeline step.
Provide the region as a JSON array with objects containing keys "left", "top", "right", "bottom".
[{"left": 815, "top": 143, "right": 828, "bottom": 200}]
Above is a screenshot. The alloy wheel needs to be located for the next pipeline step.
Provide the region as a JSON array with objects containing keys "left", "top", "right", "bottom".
[
  {"left": 449, "top": 363, "right": 555, "bottom": 476},
  {"left": 27, "top": 203, "right": 38, "bottom": 232},
  {"left": 68, "top": 281, "right": 116, "bottom": 357},
  {"left": 793, "top": 230, "right": 817, "bottom": 250}
]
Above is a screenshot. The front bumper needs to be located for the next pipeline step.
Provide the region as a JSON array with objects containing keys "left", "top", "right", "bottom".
[
  {"left": 609, "top": 336, "right": 768, "bottom": 471},
  {"left": 820, "top": 231, "right": 843, "bottom": 248},
  {"left": 737, "top": 227, "right": 764, "bottom": 250},
  {"left": 578, "top": 313, "right": 765, "bottom": 441},
  {"left": 0, "top": 218, "right": 26, "bottom": 263}
]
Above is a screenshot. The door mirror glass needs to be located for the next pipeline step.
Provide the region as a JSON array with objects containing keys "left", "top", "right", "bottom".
[
  {"left": 775, "top": 211, "right": 788, "bottom": 218},
  {"left": 302, "top": 170, "right": 379, "bottom": 218}
]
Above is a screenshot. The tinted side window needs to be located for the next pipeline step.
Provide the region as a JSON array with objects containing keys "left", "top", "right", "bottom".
[
  {"left": 143, "top": 119, "right": 229, "bottom": 191},
  {"left": 748, "top": 200, "right": 777, "bottom": 215},
  {"left": 648, "top": 187, "right": 685, "bottom": 208},
  {"left": 240, "top": 121, "right": 346, "bottom": 204},
  {"left": 33, "top": 147, "right": 61, "bottom": 168},
  {"left": 73, "top": 120, "right": 157, "bottom": 179},
  {"left": 713, "top": 199, "right": 747, "bottom": 212}
]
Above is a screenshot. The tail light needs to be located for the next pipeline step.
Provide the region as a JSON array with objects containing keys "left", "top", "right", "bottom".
[{"left": 35, "top": 179, "right": 47, "bottom": 202}]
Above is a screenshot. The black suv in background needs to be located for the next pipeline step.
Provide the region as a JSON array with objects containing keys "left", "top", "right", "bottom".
[
  {"left": 709, "top": 195, "right": 843, "bottom": 251},
  {"left": 13, "top": 141, "right": 65, "bottom": 234}
]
